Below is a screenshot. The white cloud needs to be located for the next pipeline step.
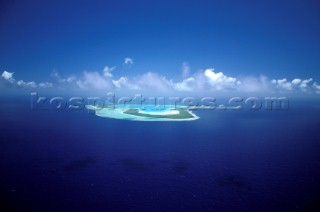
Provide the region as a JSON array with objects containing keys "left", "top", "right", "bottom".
[
  {"left": 16, "top": 80, "right": 25, "bottom": 86},
  {"left": 181, "top": 62, "right": 190, "bottom": 78},
  {"left": 1, "top": 71, "right": 15, "bottom": 83},
  {"left": 17, "top": 80, "right": 37, "bottom": 88},
  {"left": 313, "top": 82, "right": 320, "bottom": 93},
  {"left": 2, "top": 65, "right": 320, "bottom": 94},
  {"left": 272, "top": 77, "right": 314, "bottom": 92},
  {"left": 174, "top": 68, "right": 240, "bottom": 92},
  {"left": 271, "top": 78, "right": 292, "bottom": 90},
  {"left": 292, "top": 78, "right": 302, "bottom": 85},
  {"left": 1, "top": 70, "right": 54, "bottom": 89},
  {"left": 80, "top": 71, "right": 114, "bottom": 90},
  {"left": 137, "top": 72, "right": 173, "bottom": 91},
  {"left": 39, "top": 82, "right": 53, "bottom": 88},
  {"left": 76, "top": 80, "right": 86, "bottom": 90},
  {"left": 112, "top": 77, "right": 128, "bottom": 88},
  {"left": 103, "top": 66, "right": 116, "bottom": 78},
  {"left": 51, "top": 70, "right": 76, "bottom": 84},
  {"left": 112, "top": 77, "right": 139, "bottom": 90},
  {"left": 124, "top": 57, "right": 133, "bottom": 65},
  {"left": 175, "top": 77, "right": 196, "bottom": 91},
  {"left": 27, "top": 81, "right": 37, "bottom": 88},
  {"left": 238, "top": 75, "right": 270, "bottom": 92},
  {"left": 66, "top": 76, "right": 76, "bottom": 83},
  {"left": 204, "top": 68, "right": 240, "bottom": 91},
  {"left": 300, "top": 78, "right": 313, "bottom": 90}
]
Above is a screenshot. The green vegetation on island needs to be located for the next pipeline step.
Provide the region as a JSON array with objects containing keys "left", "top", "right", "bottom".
[{"left": 123, "top": 109, "right": 195, "bottom": 119}]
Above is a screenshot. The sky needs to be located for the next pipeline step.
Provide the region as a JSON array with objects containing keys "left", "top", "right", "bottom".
[{"left": 0, "top": 0, "right": 320, "bottom": 95}]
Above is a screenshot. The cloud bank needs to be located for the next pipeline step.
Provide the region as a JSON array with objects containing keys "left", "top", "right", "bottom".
[
  {"left": 1, "top": 71, "right": 52, "bottom": 88},
  {"left": 1, "top": 59, "right": 319, "bottom": 94}
]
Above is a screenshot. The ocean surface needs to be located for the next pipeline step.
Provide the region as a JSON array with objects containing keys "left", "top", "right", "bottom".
[{"left": 1, "top": 96, "right": 320, "bottom": 211}]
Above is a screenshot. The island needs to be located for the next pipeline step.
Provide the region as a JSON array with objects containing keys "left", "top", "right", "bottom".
[{"left": 86, "top": 104, "right": 199, "bottom": 121}]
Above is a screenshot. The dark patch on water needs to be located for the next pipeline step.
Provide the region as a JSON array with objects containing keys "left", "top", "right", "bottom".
[
  {"left": 169, "top": 161, "right": 190, "bottom": 175},
  {"left": 0, "top": 187, "right": 11, "bottom": 212},
  {"left": 215, "top": 174, "right": 250, "bottom": 190},
  {"left": 117, "top": 158, "right": 155, "bottom": 172},
  {"left": 159, "top": 159, "right": 169, "bottom": 164},
  {"left": 306, "top": 195, "right": 320, "bottom": 212},
  {"left": 63, "top": 157, "right": 96, "bottom": 171},
  {"left": 18, "top": 157, "right": 63, "bottom": 175},
  {"left": 45, "top": 158, "right": 62, "bottom": 164}
]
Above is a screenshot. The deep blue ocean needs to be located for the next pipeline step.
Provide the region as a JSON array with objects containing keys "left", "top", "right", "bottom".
[{"left": 1, "top": 95, "right": 320, "bottom": 211}]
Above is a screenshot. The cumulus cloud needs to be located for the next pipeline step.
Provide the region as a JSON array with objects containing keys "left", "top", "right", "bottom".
[
  {"left": 51, "top": 70, "right": 76, "bottom": 83},
  {"left": 1, "top": 71, "right": 50, "bottom": 89},
  {"left": 271, "top": 77, "right": 313, "bottom": 91},
  {"left": 313, "top": 82, "right": 320, "bottom": 93},
  {"left": 204, "top": 68, "right": 240, "bottom": 91},
  {"left": 112, "top": 77, "right": 139, "bottom": 90},
  {"left": 175, "top": 77, "right": 196, "bottom": 91},
  {"left": 174, "top": 68, "right": 241, "bottom": 92},
  {"left": 103, "top": 66, "right": 116, "bottom": 78},
  {"left": 39, "top": 82, "right": 53, "bottom": 88},
  {"left": 17, "top": 80, "right": 37, "bottom": 88},
  {"left": 1, "top": 71, "right": 15, "bottom": 83},
  {"left": 112, "top": 77, "right": 128, "bottom": 88},
  {"left": 271, "top": 78, "right": 293, "bottom": 90},
  {"left": 292, "top": 79, "right": 302, "bottom": 85},
  {"left": 124, "top": 57, "right": 133, "bottom": 65},
  {"left": 136, "top": 72, "right": 173, "bottom": 91},
  {"left": 300, "top": 78, "right": 313, "bottom": 90},
  {"left": 79, "top": 71, "right": 114, "bottom": 90}
]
